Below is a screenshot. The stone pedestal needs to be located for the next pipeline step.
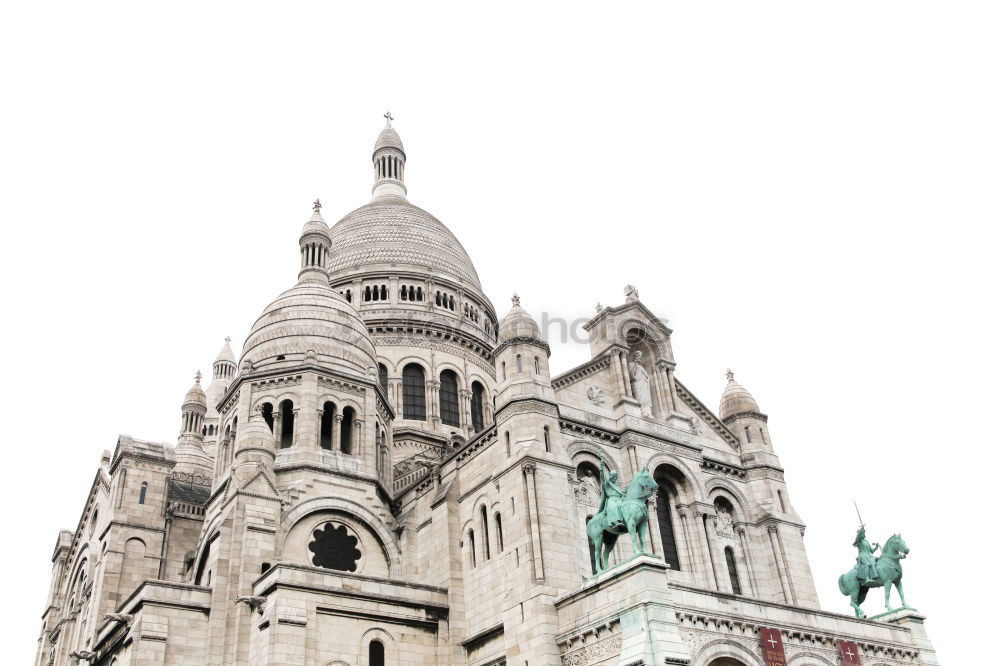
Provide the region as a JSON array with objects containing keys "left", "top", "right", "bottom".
[
  {"left": 554, "top": 556, "right": 691, "bottom": 666},
  {"left": 875, "top": 609, "right": 939, "bottom": 665}
]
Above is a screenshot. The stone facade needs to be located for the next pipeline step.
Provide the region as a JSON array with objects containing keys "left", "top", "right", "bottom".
[{"left": 35, "top": 121, "right": 939, "bottom": 666}]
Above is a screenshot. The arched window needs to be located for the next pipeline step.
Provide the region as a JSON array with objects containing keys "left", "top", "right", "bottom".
[
  {"left": 380, "top": 285, "right": 387, "bottom": 300},
  {"left": 480, "top": 506, "right": 491, "bottom": 560},
  {"left": 138, "top": 481, "right": 148, "bottom": 505},
  {"left": 402, "top": 364, "right": 426, "bottom": 420},
  {"left": 439, "top": 370, "right": 460, "bottom": 427},
  {"left": 495, "top": 513, "right": 504, "bottom": 552},
  {"left": 470, "top": 381, "right": 485, "bottom": 432},
  {"left": 777, "top": 489, "right": 787, "bottom": 512},
  {"left": 378, "top": 363, "right": 389, "bottom": 393},
  {"left": 468, "top": 529, "right": 476, "bottom": 567},
  {"left": 744, "top": 426, "right": 751, "bottom": 443},
  {"left": 505, "top": 432, "right": 511, "bottom": 456},
  {"left": 543, "top": 426, "right": 550, "bottom": 452},
  {"left": 400, "top": 285, "right": 407, "bottom": 300},
  {"left": 340, "top": 406, "right": 355, "bottom": 455},
  {"left": 369, "top": 640, "right": 385, "bottom": 666},
  {"left": 320, "top": 401, "right": 335, "bottom": 450},
  {"left": 364, "top": 285, "right": 372, "bottom": 302},
  {"left": 725, "top": 546, "right": 742, "bottom": 595},
  {"left": 501, "top": 361, "right": 506, "bottom": 381},
  {"left": 654, "top": 479, "right": 681, "bottom": 571},
  {"left": 534, "top": 356, "right": 540, "bottom": 374},
  {"left": 261, "top": 403, "right": 274, "bottom": 432},
  {"left": 516, "top": 354, "right": 523, "bottom": 372},
  {"left": 279, "top": 399, "right": 294, "bottom": 448}
]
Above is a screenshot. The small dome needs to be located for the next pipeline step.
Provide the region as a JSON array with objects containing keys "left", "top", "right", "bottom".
[
  {"left": 183, "top": 374, "right": 207, "bottom": 408},
  {"left": 240, "top": 282, "right": 376, "bottom": 376},
  {"left": 374, "top": 126, "right": 404, "bottom": 153},
  {"left": 499, "top": 295, "right": 541, "bottom": 343},
  {"left": 301, "top": 200, "right": 329, "bottom": 236},
  {"left": 719, "top": 370, "right": 761, "bottom": 420}
]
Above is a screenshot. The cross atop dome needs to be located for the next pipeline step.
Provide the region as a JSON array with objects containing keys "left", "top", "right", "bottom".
[
  {"left": 384, "top": 110, "right": 394, "bottom": 128},
  {"left": 313, "top": 198, "right": 322, "bottom": 212},
  {"left": 726, "top": 368, "right": 735, "bottom": 382},
  {"left": 194, "top": 370, "right": 202, "bottom": 384},
  {"left": 512, "top": 293, "right": 520, "bottom": 307}
]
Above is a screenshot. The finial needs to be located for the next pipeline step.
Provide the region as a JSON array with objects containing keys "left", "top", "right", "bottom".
[
  {"left": 225, "top": 336, "right": 231, "bottom": 345},
  {"left": 511, "top": 293, "right": 520, "bottom": 307},
  {"left": 313, "top": 198, "right": 322, "bottom": 212},
  {"left": 625, "top": 284, "right": 639, "bottom": 302},
  {"left": 384, "top": 110, "right": 394, "bottom": 128},
  {"left": 194, "top": 370, "right": 202, "bottom": 384},
  {"left": 725, "top": 368, "right": 735, "bottom": 383},
  {"left": 596, "top": 302, "right": 603, "bottom": 313}
]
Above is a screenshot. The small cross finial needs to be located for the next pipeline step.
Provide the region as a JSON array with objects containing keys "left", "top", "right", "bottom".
[
  {"left": 194, "top": 370, "right": 202, "bottom": 384},
  {"left": 313, "top": 198, "right": 322, "bottom": 212},
  {"left": 384, "top": 110, "right": 394, "bottom": 127},
  {"left": 596, "top": 302, "right": 603, "bottom": 313},
  {"left": 725, "top": 368, "right": 735, "bottom": 382},
  {"left": 511, "top": 293, "right": 520, "bottom": 307},
  {"left": 225, "top": 336, "right": 231, "bottom": 345}
]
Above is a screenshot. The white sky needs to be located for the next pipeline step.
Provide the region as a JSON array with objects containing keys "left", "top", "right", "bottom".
[{"left": 2, "top": 2, "right": 997, "bottom": 663}]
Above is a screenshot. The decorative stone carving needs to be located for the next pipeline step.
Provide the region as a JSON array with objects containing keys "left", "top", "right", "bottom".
[
  {"left": 587, "top": 386, "right": 607, "bottom": 406},
  {"left": 560, "top": 635, "right": 622, "bottom": 665},
  {"left": 715, "top": 505, "right": 735, "bottom": 538}
]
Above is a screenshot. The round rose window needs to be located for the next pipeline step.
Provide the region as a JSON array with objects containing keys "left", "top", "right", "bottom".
[{"left": 308, "top": 523, "right": 361, "bottom": 572}]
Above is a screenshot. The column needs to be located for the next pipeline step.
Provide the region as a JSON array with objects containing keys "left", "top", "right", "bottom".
[
  {"left": 736, "top": 526, "right": 759, "bottom": 598},
  {"left": 768, "top": 525, "right": 793, "bottom": 603},
  {"left": 619, "top": 351, "right": 634, "bottom": 399},
  {"left": 273, "top": 410, "right": 283, "bottom": 448},
  {"left": 353, "top": 419, "right": 363, "bottom": 457},
  {"left": 701, "top": 511, "right": 724, "bottom": 591},
  {"left": 522, "top": 463, "right": 546, "bottom": 581},
  {"left": 665, "top": 366, "right": 679, "bottom": 411},
  {"left": 669, "top": 498, "right": 690, "bottom": 573},
  {"left": 333, "top": 414, "right": 342, "bottom": 452},
  {"left": 315, "top": 408, "right": 324, "bottom": 448},
  {"left": 680, "top": 508, "right": 710, "bottom": 588}
]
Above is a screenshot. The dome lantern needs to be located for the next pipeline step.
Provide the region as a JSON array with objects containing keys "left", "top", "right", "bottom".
[
  {"left": 371, "top": 111, "right": 407, "bottom": 200},
  {"left": 298, "top": 199, "right": 331, "bottom": 284}
]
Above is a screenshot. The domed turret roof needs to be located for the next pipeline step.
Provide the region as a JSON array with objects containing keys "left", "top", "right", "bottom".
[
  {"left": 329, "top": 198, "right": 483, "bottom": 291},
  {"left": 183, "top": 373, "right": 207, "bottom": 408},
  {"left": 499, "top": 294, "right": 542, "bottom": 342},
  {"left": 374, "top": 126, "right": 404, "bottom": 152},
  {"left": 719, "top": 370, "right": 761, "bottom": 420},
  {"left": 240, "top": 282, "right": 376, "bottom": 376}
]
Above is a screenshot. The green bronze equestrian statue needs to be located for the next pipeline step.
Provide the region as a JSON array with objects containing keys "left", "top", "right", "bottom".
[
  {"left": 838, "top": 526, "right": 912, "bottom": 618},
  {"left": 586, "top": 458, "right": 658, "bottom": 575}
]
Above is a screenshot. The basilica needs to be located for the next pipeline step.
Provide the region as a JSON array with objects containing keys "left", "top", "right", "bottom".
[{"left": 35, "top": 120, "right": 940, "bottom": 665}]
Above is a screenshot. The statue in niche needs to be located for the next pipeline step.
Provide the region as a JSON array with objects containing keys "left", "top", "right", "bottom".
[
  {"left": 715, "top": 505, "right": 735, "bottom": 538},
  {"left": 628, "top": 351, "right": 653, "bottom": 416}
]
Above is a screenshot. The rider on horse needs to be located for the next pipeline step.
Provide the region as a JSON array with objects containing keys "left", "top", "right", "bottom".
[
  {"left": 598, "top": 457, "right": 626, "bottom": 531},
  {"left": 853, "top": 526, "right": 880, "bottom": 586}
]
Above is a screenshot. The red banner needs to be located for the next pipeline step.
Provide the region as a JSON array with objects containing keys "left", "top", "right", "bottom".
[
  {"left": 759, "top": 627, "right": 786, "bottom": 666},
  {"left": 839, "top": 640, "right": 862, "bottom": 665}
]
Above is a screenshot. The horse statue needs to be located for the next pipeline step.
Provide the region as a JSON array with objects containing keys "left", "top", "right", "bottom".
[
  {"left": 838, "top": 532, "right": 911, "bottom": 618},
  {"left": 586, "top": 462, "right": 659, "bottom": 575}
]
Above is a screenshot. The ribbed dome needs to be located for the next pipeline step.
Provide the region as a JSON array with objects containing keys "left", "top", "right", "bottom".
[
  {"left": 241, "top": 282, "right": 377, "bottom": 376},
  {"left": 183, "top": 376, "right": 206, "bottom": 408},
  {"left": 374, "top": 127, "right": 404, "bottom": 152},
  {"left": 329, "top": 198, "right": 483, "bottom": 291},
  {"left": 719, "top": 371, "right": 761, "bottom": 420},
  {"left": 499, "top": 296, "right": 541, "bottom": 342}
]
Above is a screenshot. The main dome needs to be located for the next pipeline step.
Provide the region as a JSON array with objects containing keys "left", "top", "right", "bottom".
[{"left": 328, "top": 198, "right": 484, "bottom": 291}]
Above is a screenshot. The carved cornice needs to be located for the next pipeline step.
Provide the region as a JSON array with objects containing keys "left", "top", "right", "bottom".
[
  {"left": 673, "top": 379, "right": 740, "bottom": 448},
  {"left": 551, "top": 355, "right": 612, "bottom": 390},
  {"left": 493, "top": 336, "right": 551, "bottom": 359},
  {"left": 495, "top": 397, "right": 559, "bottom": 424},
  {"left": 701, "top": 458, "right": 747, "bottom": 479},
  {"left": 559, "top": 417, "right": 620, "bottom": 444}
]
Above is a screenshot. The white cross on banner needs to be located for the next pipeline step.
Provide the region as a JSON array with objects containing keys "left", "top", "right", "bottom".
[
  {"left": 759, "top": 627, "right": 787, "bottom": 666},
  {"left": 839, "top": 640, "right": 862, "bottom": 665}
]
